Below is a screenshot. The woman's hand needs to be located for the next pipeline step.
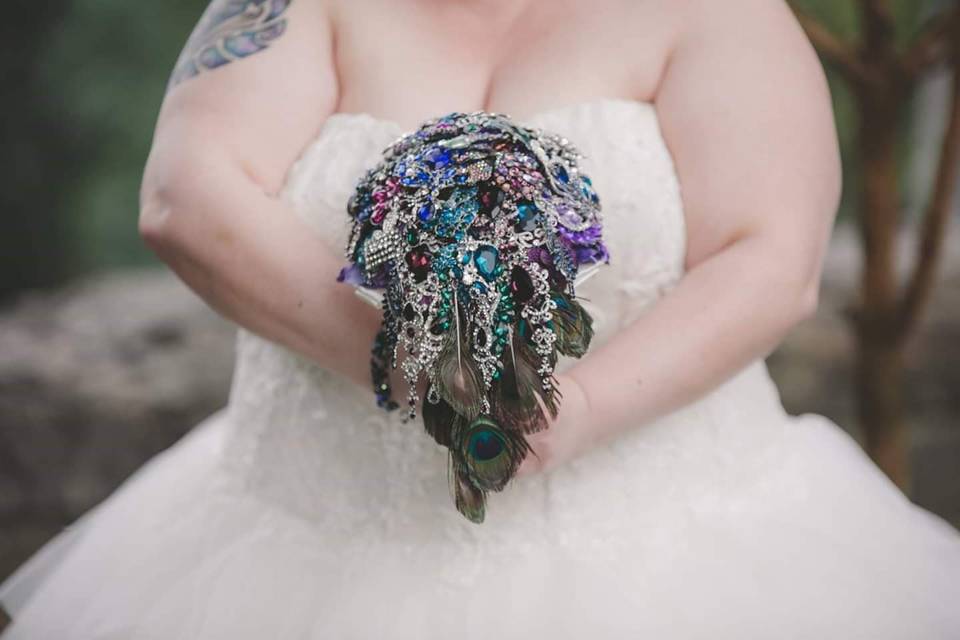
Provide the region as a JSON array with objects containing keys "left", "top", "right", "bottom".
[{"left": 514, "top": 373, "right": 594, "bottom": 478}]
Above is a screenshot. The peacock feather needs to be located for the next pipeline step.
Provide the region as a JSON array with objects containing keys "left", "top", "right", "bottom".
[
  {"left": 551, "top": 292, "right": 595, "bottom": 359},
  {"left": 434, "top": 324, "right": 486, "bottom": 421},
  {"left": 448, "top": 453, "right": 486, "bottom": 524}
]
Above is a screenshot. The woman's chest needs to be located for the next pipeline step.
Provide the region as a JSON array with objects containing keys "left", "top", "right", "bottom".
[{"left": 327, "top": 0, "right": 679, "bottom": 129}]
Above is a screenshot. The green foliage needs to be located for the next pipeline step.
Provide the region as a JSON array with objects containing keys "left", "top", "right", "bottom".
[{"left": 39, "top": 0, "right": 204, "bottom": 272}]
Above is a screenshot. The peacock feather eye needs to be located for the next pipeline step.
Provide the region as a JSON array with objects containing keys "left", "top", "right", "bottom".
[{"left": 467, "top": 423, "right": 506, "bottom": 462}]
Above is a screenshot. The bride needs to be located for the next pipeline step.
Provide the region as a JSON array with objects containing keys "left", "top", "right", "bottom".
[{"left": 3, "top": 0, "right": 959, "bottom": 637}]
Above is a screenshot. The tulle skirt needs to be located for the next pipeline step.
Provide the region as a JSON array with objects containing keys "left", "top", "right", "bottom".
[{"left": 3, "top": 399, "right": 960, "bottom": 639}]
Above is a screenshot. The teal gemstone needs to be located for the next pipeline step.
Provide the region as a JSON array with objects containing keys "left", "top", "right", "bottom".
[
  {"left": 516, "top": 202, "right": 541, "bottom": 232},
  {"left": 474, "top": 245, "right": 499, "bottom": 280}
]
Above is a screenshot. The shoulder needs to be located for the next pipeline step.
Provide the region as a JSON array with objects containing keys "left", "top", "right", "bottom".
[
  {"left": 652, "top": 0, "right": 841, "bottom": 267},
  {"left": 153, "top": 0, "right": 341, "bottom": 193},
  {"left": 667, "top": 0, "right": 817, "bottom": 67},
  {"left": 671, "top": 0, "right": 801, "bottom": 30}
]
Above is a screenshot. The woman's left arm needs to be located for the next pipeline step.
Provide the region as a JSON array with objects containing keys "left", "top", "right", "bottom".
[{"left": 518, "top": 0, "right": 842, "bottom": 475}]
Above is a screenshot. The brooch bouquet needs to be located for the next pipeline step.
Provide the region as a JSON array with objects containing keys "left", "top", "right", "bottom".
[{"left": 338, "top": 111, "right": 608, "bottom": 522}]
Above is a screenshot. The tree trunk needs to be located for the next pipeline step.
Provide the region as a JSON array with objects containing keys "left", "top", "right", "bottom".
[
  {"left": 855, "top": 337, "right": 909, "bottom": 490},
  {"left": 855, "top": 86, "right": 910, "bottom": 489}
]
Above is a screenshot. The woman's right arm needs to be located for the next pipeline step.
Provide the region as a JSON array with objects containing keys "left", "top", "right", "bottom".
[{"left": 139, "top": 0, "right": 390, "bottom": 392}]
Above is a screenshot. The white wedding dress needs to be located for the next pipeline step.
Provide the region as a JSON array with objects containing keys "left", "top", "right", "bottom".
[{"left": 2, "top": 98, "right": 959, "bottom": 639}]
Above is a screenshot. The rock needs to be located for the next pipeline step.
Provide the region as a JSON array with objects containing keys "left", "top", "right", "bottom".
[{"left": 0, "top": 267, "right": 235, "bottom": 580}]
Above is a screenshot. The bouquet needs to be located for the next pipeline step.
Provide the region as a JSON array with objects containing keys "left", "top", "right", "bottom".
[{"left": 338, "top": 111, "right": 608, "bottom": 523}]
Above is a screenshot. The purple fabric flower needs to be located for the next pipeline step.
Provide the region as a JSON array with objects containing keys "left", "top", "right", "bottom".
[
  {"left": 556, "top": 224, "right": 609, "bottom": 265},
  {"left": 336, "top": 263, "right": 364, "bottom": 285}
]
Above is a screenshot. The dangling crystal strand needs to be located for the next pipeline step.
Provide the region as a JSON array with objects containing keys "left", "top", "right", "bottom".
[
  {"left": 531, "top": 323, "right": 558, "bottom": 395},
  {"left": 540, "top": 353, "right": 553, "bottom": 394},
  {"left": 407, "top": 395, "right": 418, "bottom": 422},
  {"left": 402, "top": 357, "right": 422, "bottom": 421}
]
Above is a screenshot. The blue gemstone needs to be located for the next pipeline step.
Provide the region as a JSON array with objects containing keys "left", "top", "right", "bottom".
[
  {"left": 516, "top": 203, "right": 541, "bottom": 232},
  {"left": 417, "top": 203, "right": 433, "bottom": 221},
  {"left": 474, "top": 245, "right": 498, "bottom": 280},
  {"left": 425, "top": 147, "right": 452, "bottom": 168},
  {"left": 402, "top": 170, "right": 429, "bottom": 186},
  {"left": 555, "top": 165, "right": 569, "bottom": 183}
]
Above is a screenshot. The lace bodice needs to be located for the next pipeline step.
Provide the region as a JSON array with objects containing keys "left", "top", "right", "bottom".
[{"left": 220, "top": 98, "right": 783, "bottom": 546}]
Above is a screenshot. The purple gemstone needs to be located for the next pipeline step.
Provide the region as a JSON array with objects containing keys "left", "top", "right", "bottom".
[{"left": 336, "top": 263, "right": 364, "bottom": 285}]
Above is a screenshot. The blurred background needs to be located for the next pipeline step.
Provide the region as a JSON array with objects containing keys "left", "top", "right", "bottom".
[{"left": 1, "top": 0, "right": 958, "bottom": 582}]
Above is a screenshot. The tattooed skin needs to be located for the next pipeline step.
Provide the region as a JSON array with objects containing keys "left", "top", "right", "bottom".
[{"left": 168, "top": 0, "right": 293, "bottom": 89}]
